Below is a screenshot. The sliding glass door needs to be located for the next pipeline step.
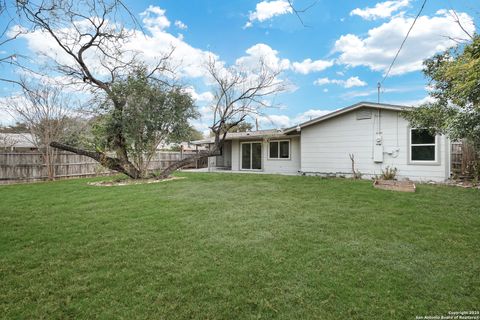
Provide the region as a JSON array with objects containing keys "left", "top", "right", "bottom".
[{"left": 241, "top": 142, "right": 262, "bottom": 170}]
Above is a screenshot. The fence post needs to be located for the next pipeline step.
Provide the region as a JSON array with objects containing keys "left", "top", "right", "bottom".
[{"left": 195, "top": 145, "right": 198, "bottom": 169}]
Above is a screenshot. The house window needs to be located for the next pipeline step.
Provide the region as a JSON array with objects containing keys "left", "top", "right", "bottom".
[
  {"left": 269, "top": 140, "right": 290, "bottom": 159},
  {"left": 410, "top": 129, "right": 436, "bottom": 162}
]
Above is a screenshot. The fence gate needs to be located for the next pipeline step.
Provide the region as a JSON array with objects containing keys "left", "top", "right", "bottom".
[
  {"left": 451, "top": 141, "right": 478, "bottom": 179},
  {"left": 451, "top": 142, "right": 462, "bottom": 178}
]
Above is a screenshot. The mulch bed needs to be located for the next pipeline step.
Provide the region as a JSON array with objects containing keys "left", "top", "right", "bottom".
[{"left": 88, "top": 176, "right": 185, "bottom": 187}]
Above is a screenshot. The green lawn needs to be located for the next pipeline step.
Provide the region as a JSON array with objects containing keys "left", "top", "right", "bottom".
[{"left": 0, "top": 173, "right": 479, "bottom": 319}]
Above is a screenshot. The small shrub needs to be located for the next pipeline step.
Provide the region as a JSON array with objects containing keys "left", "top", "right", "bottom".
[{"left": 380, "top": 166, "right": 397, "bottom": 180}]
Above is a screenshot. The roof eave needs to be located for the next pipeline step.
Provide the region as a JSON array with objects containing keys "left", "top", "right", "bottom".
[{"left": 191, "top": 131, "right": 299, "bottom": 145}]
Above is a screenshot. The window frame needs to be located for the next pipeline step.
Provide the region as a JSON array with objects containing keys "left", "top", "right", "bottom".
[
  {"left": 408, "top": 128, "right": 440, "bottom": 165},
  {"left": 268, "top": 139, "right": 291, "bottom": 160}
]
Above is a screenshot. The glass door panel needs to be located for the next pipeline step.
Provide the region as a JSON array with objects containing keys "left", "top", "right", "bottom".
[
  {"left": 241, "top": 143, "right": 251, "bottom": 169},
  {"left": 252, "top": 143, "right": 262, "bottom": 169}
]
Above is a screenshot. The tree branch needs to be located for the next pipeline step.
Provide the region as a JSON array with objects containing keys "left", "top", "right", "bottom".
[{"left": 50, "top": 141, "right": 141, "bottom": 178}]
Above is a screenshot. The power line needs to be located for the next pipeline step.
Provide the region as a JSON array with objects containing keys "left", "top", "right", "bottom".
[{"left": 380, "top": 0, "right": 428, "bottom": 87}]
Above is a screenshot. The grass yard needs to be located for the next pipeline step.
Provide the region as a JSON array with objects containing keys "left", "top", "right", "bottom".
[{"left": 0, "top": 173, "right": 479, "bottom": 319}]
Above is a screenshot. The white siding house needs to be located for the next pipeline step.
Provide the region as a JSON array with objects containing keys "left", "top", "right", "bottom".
[
  {"left": 229, "top": 137, "right": 301, "bottom": 174},
  {"left": 297, "top": 107, "right": 449, "bottom": 181},
  {"left": 194, "top": 102, "right": 452, "bottom": 182},
  {"left": 204, "top": 131, "right": 301, "bottom": 175}
]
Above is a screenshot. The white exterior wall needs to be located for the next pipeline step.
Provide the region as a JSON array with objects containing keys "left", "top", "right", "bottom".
[
  {"left": 230, "top": 137, "right": 301, "bottom": 174},
  {"left": 208, "top": 141, "right": 232, "bottom": 169},
  {"left": 231, "top": 140, "right": 240, "bottom": 170},
  {"left": 300, "top": 108, "right": 450, "bottom": 182},
  {"left": 215, "top": 141, "right": 232, "bottom": 167}
]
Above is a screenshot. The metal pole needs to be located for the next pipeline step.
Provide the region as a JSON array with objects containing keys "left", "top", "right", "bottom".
[{"left": 377, "top": 82, "right": 381, "bottom": 103}]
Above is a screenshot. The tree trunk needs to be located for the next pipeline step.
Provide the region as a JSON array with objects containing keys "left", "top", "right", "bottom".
[
  {"left": 157, "top": 132, "right": 226, "bottom": 179},
  {"left": 157, "top": 151, "right": 216, "bottom": 179},
  {"left": 50, "top": 142, "right": 141, "bottom": 179},
  {"left": 44, "top": 150, "right": 52, "bottom": 181},
  {"left": 44, "top": 146, "right": 57, "bottom": 181},
  {"left": 109, "top": 102, "right": 142, "bottom": 178},
  {"left": 349, "top": 153, "right": 356, "bottom": 179}
]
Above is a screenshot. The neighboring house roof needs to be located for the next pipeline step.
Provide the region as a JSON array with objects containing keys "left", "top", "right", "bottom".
[
  {"left": 0, "top": 133, "right": 36, "bottom": 148},
  {"left": 283, "top": 101, "right": 409, "bottom": 133},
  {"left": 191, "top": 129, "right": 286, "bottom": 145},
  {"left": 157, "top": 141, "right": 208, "bottom": 150}
]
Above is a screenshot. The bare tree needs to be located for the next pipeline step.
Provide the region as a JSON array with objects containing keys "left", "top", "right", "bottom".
[
  {"left": 11, "top": 0, "right": 286, "bottom": 179},
  {"left": 348, "top": 153, "right": 361, "bottom": 179},
  {"left": 287, "top": 0, "right": 318, "bottom": 27},
  {"left": 157, "top": 57, "right": 286, "bottom": 178},
  {"left": 0, "top": 1, "right": 24, "bottom": 72},
  {"left": 14, "top": 0, "right": 175, "bottom": 179},
  {"left": 4, "top": 81, "right": 73, "bottom": 180},
  {"left": 449, "top": 9, "right": 475, "bottom": 41}
]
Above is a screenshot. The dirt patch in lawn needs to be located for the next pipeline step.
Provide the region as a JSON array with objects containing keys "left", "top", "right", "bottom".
[{"left": 88, "top": 176, "right": 185, "bottom": 187}]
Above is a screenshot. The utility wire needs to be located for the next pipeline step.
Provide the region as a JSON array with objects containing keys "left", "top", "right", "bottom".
[{"left": 380, "top": 0, "right": 428, "bottom": 86}]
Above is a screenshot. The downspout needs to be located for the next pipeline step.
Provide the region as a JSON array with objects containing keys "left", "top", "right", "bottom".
[{"left": 296, "top": 125, "right": 302, "bottom": 174}]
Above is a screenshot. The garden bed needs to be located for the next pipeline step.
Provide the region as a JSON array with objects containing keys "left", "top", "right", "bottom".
[{"left": 373, "top": 179, "right": 416, "bottom": 192}]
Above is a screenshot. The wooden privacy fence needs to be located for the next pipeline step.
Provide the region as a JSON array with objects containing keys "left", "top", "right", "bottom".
[
  {"left": 0, "top": 151, "right": 207, "bottom": 183},
  {"left": 451, "top": 141, "right": 479, "bottom": 179}
]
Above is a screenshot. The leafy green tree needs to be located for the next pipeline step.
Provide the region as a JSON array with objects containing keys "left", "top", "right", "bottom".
[
  {"left": 11, "top": 1, "right": 285, "bottom": 179},
  {"left": 92, "top": 68, "right": 198, "bottom": 177},
  {"left": 186, "top": 126, "right": 204, "bottom": 141},
  {"left": 403, "top": 35, "right": 480, "bottom": 146},
  {"left": 14, "top": 0, "right": 184, "bottom": 179},
  {"left": 403, "top": 34, "right": 480, "bottom": 178}
]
